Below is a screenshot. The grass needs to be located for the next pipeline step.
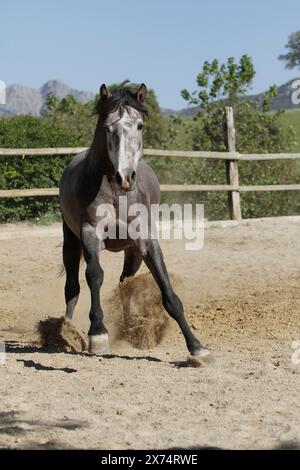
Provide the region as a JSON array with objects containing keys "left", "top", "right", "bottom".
[
  {"left": 35, "top": 211, "right": 61, "bottom": 225},
  {"left": 278, "top": 108, "right": 300, "bottom": 152}
]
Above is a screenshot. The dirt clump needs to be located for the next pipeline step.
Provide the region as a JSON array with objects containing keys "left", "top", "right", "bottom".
[
  {"left": 37, "top": 316, "right": 87, "bottom": 352},
  {"left": 107, "top": 273, "right": 183, "bottom": 349}
]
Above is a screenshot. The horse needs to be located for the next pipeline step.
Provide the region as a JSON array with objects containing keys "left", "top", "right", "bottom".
[{"left": 59, "top": 81, "right": 209, "bottom": 358}]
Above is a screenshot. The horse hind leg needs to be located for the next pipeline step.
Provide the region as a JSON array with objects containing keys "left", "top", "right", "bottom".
[
  {"left": 63, "top": 221, "right": 81, "bottom": 320},
  {"left": 120, "top": 248, "right": 142, "bottom": 283},
  {"left": 119, "top": 248, "right": 143, "bottom": 331}
]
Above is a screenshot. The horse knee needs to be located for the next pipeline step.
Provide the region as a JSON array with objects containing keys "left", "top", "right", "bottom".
[{"left": 85, "top": 261, "right": 103, "bottom": 288}]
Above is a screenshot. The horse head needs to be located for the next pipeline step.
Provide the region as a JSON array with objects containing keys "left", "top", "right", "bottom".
[{"left": 97, "top": 82, "right": 147, "bottom": 191}]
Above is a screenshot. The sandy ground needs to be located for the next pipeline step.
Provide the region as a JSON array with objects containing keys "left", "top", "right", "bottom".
[{"left": 0, "top": 217, "right": 300, "bottom": 450}]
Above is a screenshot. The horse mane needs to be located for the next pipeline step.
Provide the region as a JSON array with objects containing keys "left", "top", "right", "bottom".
[{"left": 95, "top": 80, "right": 148, "bottom": 117}]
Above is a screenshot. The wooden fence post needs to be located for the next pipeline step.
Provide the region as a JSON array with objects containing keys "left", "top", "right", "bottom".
[{"left": 225, "top": 106, "right": 242, "bottom": 220}]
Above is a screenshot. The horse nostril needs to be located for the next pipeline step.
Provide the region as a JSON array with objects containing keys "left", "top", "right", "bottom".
[
  {"left": 131, "top": 171, "right": 136, "bottom": 182},
  {"left": 116, "top": 171, "right": 123, "bottom": 186}
]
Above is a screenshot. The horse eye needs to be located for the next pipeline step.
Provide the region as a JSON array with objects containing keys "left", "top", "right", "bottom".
[{"left": 137, "top": 123, "right": 143, "bottom": 130}]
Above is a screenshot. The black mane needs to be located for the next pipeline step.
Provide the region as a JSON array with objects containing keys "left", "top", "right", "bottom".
[{"left": 95, "top": 81, "right": 148, "bottom": 117}]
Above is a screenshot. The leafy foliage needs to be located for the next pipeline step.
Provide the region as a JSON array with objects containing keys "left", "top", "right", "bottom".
[
  {"left": 43, "top": 83, "right": 168, "bottom": 149},
  {"left": 177, "top": 56, "right": 299, "bottom": 219},
  {"left": 0, "top": 86, "right": 168, "bottom": 222},
  {"left": 0, "top": 116, "right": 78, "bottom": 222},
  {"left": 278, "top": 31, "right": 300, "bottom": 70},
  {"left": 0, "top": 66, "right": 299, "bottom": 223},
  {"left": 43, "top": 93, "right": 96, "bottom": 146},
  {"left": 182, "top": 55, "right": 256, "bottom": 108}
]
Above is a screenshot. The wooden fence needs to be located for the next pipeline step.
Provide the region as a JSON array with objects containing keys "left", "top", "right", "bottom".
[{"left": 1, "top": 107, "right": 300, "bottom": 220}]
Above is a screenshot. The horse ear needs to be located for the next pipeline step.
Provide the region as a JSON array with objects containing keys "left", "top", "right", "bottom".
[
  {"left": 137, "top": 83, "right": 147, "bottom": 103},
  {"left": 100, "top": 84, "right": 110, "bottom": 100}
]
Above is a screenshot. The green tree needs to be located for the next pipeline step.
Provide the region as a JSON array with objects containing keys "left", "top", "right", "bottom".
[
  {"left": 278, "top": 31, "right": 300, "bottom": 70},
  {"left": 178, "top": 56, "right": 298, "bottom": 219},
  {"left": 43, "top": 84, "right": 168, "bottom": 149},
  {"left": 182, "top": 55, "right": 256, "bottom": 109},
  {"left": 181, "top": 56, "right": 294, "bottom": 153},
  {"left": 43, "top": 92, "right": 96, "bottom": 146}
]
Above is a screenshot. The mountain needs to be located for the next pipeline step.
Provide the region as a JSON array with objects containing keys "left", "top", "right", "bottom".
[
  {"left": 170, "top": 78, "right": 300, "bottom": 116},
  {"left": 40, "top": 80, "right": 95, "bottom": 107},
  {"left": 0, "top": 80, "right": 96, "bottom": 117},
  {"left": 248, "top": 78, "right": 300, "bottom": 111},
  {"left": 0, "top": 78, "right": 299, "bottom": 118}
]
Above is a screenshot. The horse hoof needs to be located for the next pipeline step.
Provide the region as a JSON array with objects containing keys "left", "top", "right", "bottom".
[
  {"left": 191, "top": 346, "right": 212, "bottom": 361},
  {"left": 192, "top": 346, "right": 210, "bottom": 356},
  {"left": 88, "top": 334, "right": 109, "bottom": 355}
]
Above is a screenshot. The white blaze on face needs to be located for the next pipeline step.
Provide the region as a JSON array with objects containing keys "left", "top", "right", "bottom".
[{"left": 105, "top": 107, "right": 143, "bottom": 185}]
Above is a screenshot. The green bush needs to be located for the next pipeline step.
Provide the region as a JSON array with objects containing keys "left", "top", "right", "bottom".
[
  {"left": 0, "top": 69, "right": 299, "bottom": 223},
  {"left": 0, "top": 87, "right": 168, "bottom": 223},
  {"left": 0, "top": 116, "right": 78, "bottom": 222}
]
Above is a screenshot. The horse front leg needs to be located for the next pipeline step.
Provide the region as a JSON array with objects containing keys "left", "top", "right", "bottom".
[
  {"left": 137, "top": 238, "right": 210, "bottom": 357},
  {"left": 62, "top": 221, "right": 81, "bottom": 320},
  {"left": 81, "top": 223, "right": 109, "bottom": 354}
]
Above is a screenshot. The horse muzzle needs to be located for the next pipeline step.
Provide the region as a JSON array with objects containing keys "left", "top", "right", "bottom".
[{"left": 116, "top": 169, "right": 137, "bottom": 191}]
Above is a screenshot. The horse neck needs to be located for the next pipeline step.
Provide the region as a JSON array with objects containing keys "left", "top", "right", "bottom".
[{"left": 87, "top": 118, "right": 113, "bottom": 177}]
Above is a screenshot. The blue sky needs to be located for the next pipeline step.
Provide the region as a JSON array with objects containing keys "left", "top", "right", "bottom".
[{"left": 1, "top": 0, "right": 300, "bottom": 109}]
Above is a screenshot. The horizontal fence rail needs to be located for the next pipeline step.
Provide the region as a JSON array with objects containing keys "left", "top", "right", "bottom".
[
  {"left": 1, "top": 184, "right": 300, "bottom": 199},
  {"left": 1, "top": 147, "right": 300, "bottom": 161},
  {"left": 1, "top": 150, "right": 300, "bottom": 199},
  {"left": 1, "top": 107, "right": 300, "bottom": 220}
]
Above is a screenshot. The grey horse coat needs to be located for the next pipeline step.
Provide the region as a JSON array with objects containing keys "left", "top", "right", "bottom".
[{"left": 59, "top": 82, "right": 209, "bottom": 358}]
